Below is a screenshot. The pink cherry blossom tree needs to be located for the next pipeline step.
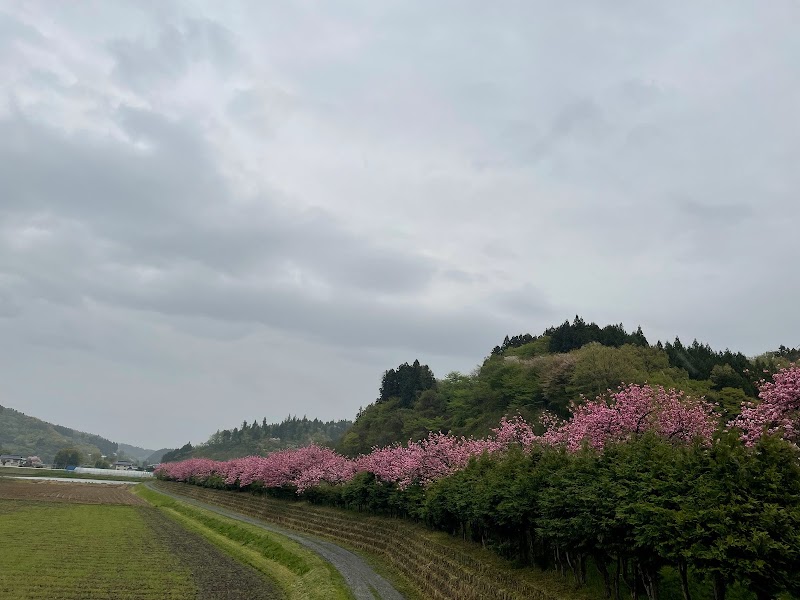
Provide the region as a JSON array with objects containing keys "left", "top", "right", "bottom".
[
  {"left": 729, "top": 363, "right": 800, "bottom": 446},
  {"left": 541, "top": 384, "right": 718, "bottom": 452}
]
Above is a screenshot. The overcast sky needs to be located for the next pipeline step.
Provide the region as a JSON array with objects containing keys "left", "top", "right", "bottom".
[{"left": 1, "top": 2, "right": 798, "bottom": 450}]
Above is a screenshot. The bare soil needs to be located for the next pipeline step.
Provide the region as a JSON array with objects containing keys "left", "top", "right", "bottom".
[
  {"left": 0, "top": 477, "right": 147, "bottom": 505},
  {"left": 140, "top": 507, "right": 284, "bottom": 600}
]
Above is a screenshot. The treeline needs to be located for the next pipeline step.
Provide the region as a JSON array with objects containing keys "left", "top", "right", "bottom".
[
  {"left": 339, "top": 317, "right": 796, "bottom": 456},
  {"left": 492, "top": 317, "right": 648, "bottom": 355},
  {"left": 161, "top": 416, "right": 353, "bottom": 463},
  {"left": 305, "top": 433, "right": 800, "bottom": 600},
  {"left": 161, "top": 359, "right": 800, "bottom": 599},
  {"left": 377, "top": 359, "right": 435, "bottom": 407}
]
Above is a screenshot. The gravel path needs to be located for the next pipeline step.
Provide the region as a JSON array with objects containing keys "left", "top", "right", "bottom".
[{"left": 144, "top": 482, "right": 404, "bottom": 600}]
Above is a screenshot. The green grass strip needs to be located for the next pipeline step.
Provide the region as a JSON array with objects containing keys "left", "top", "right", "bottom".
[{"left": 136, "top": 485, "right": 353, "bottom": 600}]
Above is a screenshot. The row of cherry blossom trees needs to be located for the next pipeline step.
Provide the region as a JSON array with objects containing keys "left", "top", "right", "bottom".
[
  {"left": 158, "top": 365, "right": 800, "bottom": 493},
  {"left": 156, "top": 365, "right": 800, "bottom": 599}
]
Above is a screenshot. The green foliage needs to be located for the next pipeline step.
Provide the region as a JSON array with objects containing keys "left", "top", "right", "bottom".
[
  {"left": 0, "top": 404, "right": 118, "bottom": 463},
  {"left": 52, "top": 447, "right": 84, "bottom": 469},
  {"left": 326, "top": 433, "right": 800, "bottom": 599},
  {"left": 161, "top": 416, "right": 353, "bottom": 463},
  {"left": 342, "top": 318, "right": 797, "bottom": 456},
  {"left": 378, "top": 359, "right": 436, "bottom": 407},
  {"left": 545, "top": 316, "right": 648, "bottom": 353},
  {"left": 503, "top": 336, "right": 552, "bottom": 359},
  {"left": 567, "top": 343, "right": 691, "bottom": 400}
]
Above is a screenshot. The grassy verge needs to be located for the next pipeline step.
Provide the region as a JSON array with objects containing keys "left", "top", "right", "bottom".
[
  {"left": 136, "top": 485, "right": 353, "bottom": 600},
  {"left": 153, "top": 481, "right": 590, "bottom": 600}
]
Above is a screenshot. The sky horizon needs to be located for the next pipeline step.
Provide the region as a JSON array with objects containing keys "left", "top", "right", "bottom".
[{"left": 2, "top": 2, "right": 799, "bottom": 449}]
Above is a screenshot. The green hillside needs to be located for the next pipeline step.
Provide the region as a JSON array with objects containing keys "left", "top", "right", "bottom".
[
  {"left": 161, "top": 416, "right": 353, "bottom": 462},
  {"left": 0, "top": 405, "right": 119, "bottom": 464},
  {"left": 117, "top": 443, "right": 158, "bottom": 463},
  {"left": 338, "top": 316, "right": 799, "bottom": 456}
]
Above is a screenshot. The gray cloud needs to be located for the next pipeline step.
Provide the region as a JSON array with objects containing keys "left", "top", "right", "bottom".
[
  {"left": 108, "top": 18, "right": 239, "bottom": 90},
  {"left": 0, "top": 108, "right": 510, "bottom": 362},
  {"left": 1, "top": 2, "right": 799, "bottom": 448}
]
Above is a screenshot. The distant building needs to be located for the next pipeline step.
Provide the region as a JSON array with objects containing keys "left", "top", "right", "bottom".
[
  {"left": 113, "top": 460, "right": 136, "bottom": 471},
  {"left": 0, "top": 454, "right": 24, "bottom": 467}
]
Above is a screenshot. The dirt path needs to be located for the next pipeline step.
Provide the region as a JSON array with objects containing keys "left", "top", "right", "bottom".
[{"left": 144, "top": 482, "right": 404, "bottom": 600}]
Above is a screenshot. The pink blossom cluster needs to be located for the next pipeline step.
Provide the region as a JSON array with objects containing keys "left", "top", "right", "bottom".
[
  {"left": 156, "top": 416, "right": 538, "bottom": 491},
  {"left": 156, "top": 385, "right": 723, "bottom": 492},
  {"left": 729, "top": 364, "right": 800, "bottom": 446},
  {"left": 156, "top": 445, "right": 356, "bottom": 492},
  {"left": 358, "top": 416, "right": 546, "bottom": 488},
  {"left": 357, "top": 433, "right": 486, "bottom": 489},
  {"left": 540, "top": 384, "right": 719, "bottom": 452}
]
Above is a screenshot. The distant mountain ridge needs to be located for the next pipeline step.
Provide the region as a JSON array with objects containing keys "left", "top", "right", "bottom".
[
  {"left": 0, "top": 405, "right": 153, "bottom": 464},
  {"left": 117, "top": 443, "right": 159, "bottom": 463}
]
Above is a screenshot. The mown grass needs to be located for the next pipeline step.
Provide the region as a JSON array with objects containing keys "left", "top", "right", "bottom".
[
  {"left": 0, "top": 500, "right": 195, "bottom": 599},
  {"left": 136, "top": 485, "right": 353, "bottom": 600}
]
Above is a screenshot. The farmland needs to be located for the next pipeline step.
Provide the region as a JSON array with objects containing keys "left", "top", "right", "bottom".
[
  {"left": 0, "top": 479, "right": 284, "bottom": 599},
  {"left": 2, "top": 466, "right": 153, "bottom": 482},
  {"left": 152, "top": 480, "right": 591, "bottom": 600},
  {"left": 0, "top": 478, "right": 147, "bottom": 505}
]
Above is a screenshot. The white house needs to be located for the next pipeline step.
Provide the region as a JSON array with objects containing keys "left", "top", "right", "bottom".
[{"left": 113, "top": 460, "right": 136, "bottom": 470}]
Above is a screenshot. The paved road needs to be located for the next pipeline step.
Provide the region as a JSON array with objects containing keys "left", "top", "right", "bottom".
[{"left": 144, "top": 482, "right": 404, "bottom": 600}]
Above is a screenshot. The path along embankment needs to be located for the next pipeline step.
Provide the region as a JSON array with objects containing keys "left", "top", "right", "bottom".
[{"left": 149, "top": 480, "right": 562, "bottom": 600}]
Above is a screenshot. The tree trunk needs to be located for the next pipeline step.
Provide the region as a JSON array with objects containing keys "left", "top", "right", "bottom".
[
  {"left": 640, "top": 566, "right": 659, "bottom": 600},
  {"left": 595, "top": 554, "right": 612, "bottom": 599},
  {"left": 613, "top": 556, "right": 622, "bottom": 600},
  {"left": 622, "top": 560, "right": 639, "bottom": 600},
  {"left": 712, "top": 573, "right": 726, "bottom": 600},
  {"left": 678, "top": 560, "right": 691, "bottom": 600}
]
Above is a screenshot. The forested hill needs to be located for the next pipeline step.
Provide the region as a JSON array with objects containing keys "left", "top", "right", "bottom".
[
  {"left": 0, "top": 405, "right": 119, "bottom": 464},
  {"left": 338, "top": 316, "right": 800, "bottom": 456},
  {"left": 161, "top": 416, "right": 353, "bottom": 462}
]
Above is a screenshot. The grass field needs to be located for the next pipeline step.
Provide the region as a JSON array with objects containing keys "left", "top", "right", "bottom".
[
  {"left": 0, "top": 501, "right": 196, "bottom": 599},
  {"left": 0, "top": 479, "right": 283, "bottom": 599}
]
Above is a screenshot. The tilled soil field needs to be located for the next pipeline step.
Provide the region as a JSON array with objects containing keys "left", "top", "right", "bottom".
[
  {"left": 141, "top": 507, "right": 283, "bottom": 600},
  {"left": 0, "top": 477, "right": 147, "bottom": 505}
]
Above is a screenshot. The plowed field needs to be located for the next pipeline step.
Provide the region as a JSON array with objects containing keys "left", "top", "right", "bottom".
[{"left": 0, "top": 477, "right": 146, "bottom": 505}]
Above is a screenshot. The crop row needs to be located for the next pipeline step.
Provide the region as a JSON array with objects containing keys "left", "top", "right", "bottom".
[
  {"left": 155, "top": 481, "right": 559, "bottom": 600},
  {"left": 0, "top": 501, "right": 195, "bottom": 600}
]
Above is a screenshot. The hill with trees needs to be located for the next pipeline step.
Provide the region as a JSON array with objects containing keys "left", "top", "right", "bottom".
[
  {"left": 338, "top": 316, "right": 798, "bottom": 456},
  {"left": 0, "top": 405, "right": 120, "bottom": 464},
  {"left": 160, "top": 415, "right": 353, "bottom": 463}
]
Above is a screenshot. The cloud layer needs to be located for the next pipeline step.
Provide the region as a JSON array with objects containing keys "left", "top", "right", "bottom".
[{"left": 1, "top": 1, "right": 798, "bottom": 448}]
